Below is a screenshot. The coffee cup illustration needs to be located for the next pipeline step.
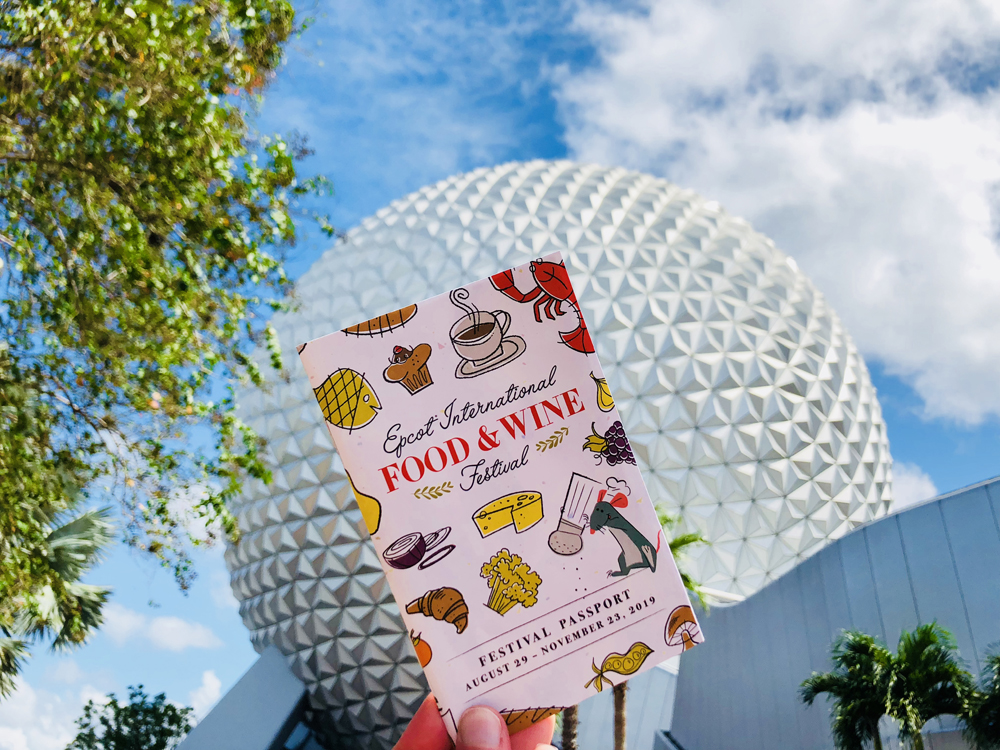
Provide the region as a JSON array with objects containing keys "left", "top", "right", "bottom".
[
  {"left": 449, "top": 288, "right": 525, "bottom": 379},
  {"left": 450, "top": 309, "right": 509, "bottom": 359}
]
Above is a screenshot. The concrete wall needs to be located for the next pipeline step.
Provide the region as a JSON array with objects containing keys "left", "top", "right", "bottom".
[{"left": 671, "top": 477, "right": 1000, "bottom": 750}]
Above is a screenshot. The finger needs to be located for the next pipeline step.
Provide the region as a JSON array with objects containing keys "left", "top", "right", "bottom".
[
  {"left": 457, "top": 706, "right": 511, "bottom": 750},
  {"left": 394, "top": 694, "right": 452, "bottom": 750},
  {"left": 510, "top": 716, "right": 556, "bottom": 750}
]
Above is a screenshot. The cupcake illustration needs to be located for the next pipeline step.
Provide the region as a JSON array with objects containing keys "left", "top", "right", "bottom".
[{"left": 383, "top": 343, "right": 433, "bottom": 395}]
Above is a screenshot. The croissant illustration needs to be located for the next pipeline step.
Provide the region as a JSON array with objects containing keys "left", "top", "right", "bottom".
[{"left": 406, "top": 587, "right": 469, "bottom": 634}]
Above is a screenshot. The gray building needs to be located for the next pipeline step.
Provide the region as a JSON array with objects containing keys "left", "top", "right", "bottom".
[
  {"left": 671, "top": 476, "right": 1000, "bottom": 750},
  {"left": 186, "top": 476, "right": 999, "bottom": 749}
]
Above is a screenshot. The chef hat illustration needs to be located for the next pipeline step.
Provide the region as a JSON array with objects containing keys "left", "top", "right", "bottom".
[{"left": 606, "top": 477, "right": 630, "bottom": 497}]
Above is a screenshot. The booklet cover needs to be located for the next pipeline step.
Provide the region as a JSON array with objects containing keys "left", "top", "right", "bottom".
[{"left": 297, "top": 252, "right": 703, "bottom": 738}]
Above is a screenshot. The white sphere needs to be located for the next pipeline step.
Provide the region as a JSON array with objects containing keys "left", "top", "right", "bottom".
[{"left": 226, "top": 160, "right": 893, "bottom": 747}]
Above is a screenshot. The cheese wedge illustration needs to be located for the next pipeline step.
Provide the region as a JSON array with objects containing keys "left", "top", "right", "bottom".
[{"left": 472, "top": 491, "right": 543, "bottom": 538}]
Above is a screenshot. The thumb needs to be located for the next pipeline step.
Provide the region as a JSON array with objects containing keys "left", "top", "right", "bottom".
[{"left": 456, "top": 706, "right": 511, "bottom": 750}]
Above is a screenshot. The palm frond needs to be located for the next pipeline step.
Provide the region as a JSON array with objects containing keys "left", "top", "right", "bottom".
[
  {"left": 0, "top": 638, "right": 28, "bottom": 699},
  {"left": 963, "top": 650, "right": 1000, "bottom": 750},
  {"left": 655, "top": 504, "right": 708, "bottom": 607},
  {"left": 52, "top": 583, "right": 111, "bottom": 650},
  {"left": 801, "top": 629, "right": 891, "bottom": 750},
  {"left": 801, "top": 672, "right": 851, "bottom": 705},
  {"left": 889, "top": 623, "right": 973, "bottom": 748},
  {"left": 669, "top": 533, "right": 705, "bottom": 556},
  {"left": 45, "top": 507, "right": 115, "bottom": 581}
]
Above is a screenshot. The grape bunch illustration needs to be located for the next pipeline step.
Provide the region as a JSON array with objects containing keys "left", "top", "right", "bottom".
[{"left": 583, "top": 421, "right": 636, "bottom": 466}]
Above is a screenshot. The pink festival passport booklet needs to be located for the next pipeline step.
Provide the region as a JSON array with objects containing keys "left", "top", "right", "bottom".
[{"left": 297, "top": 252, "right": 703, "bottom": 739}]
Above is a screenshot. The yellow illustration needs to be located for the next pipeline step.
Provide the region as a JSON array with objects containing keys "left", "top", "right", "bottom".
[
  {"left": 480, "top": 549, "right": 542, "bottom": 616},
  {"left": 584, "top": 642, "right": 654, "bottom": 693},
  {"left": 534, "top": 427, "right": 568, "bottom": 453},
  {"left": 346, "top": 470, "right": 381, "bottom": 534},
  {"left": 342, "top": 304, "right": 417, "bottom": 336},
  {"left": 472, "top": 492, "right": 543, "bottom": 538},
  {"left": 590, "top": 371, "right": 615, "bottom": 412},
  {"left": 499, "top": 707, "right": 564, "bottom": 735},
  {"left": 406, "top": 587, "right": 469, "bottom": 634},
  {"left": 313, "top": 368, "right": 381, "bottom": 432}
]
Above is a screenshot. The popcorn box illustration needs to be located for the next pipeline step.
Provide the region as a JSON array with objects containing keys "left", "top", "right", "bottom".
[{"left": 297, "top": 253, "right": 702, "bottom": 740}]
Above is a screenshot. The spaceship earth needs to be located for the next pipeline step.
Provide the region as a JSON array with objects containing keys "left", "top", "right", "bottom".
[{"left": 225, "top": 160, "right": 894, "bottom": 748}]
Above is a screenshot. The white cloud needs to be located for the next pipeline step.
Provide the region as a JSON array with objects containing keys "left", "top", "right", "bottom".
[
  {"left": 0, "top": 729, "right": 28, "bottom": 750},
  {"left": 187, "top": 671, "right": 222, "bottom": 721},
  {"left": 556, "top": 0, "right": 1000, "bottom": 423},
  {"left": 0, "top": 680, "right": 79, "bottom": 750},
  {"left": 209, "top": 571, "right": 239, "bottom": 611},
  {"left": 0, "top": 679, "right": 118, "bottom": 750},
  {"left": 78, "top": 685, "right": 109, "bottom": 708},
  {"left": 102, "top": 603, "right": 222, "bottom": 652},
  {"left": 892, "top": 462, "right": 940, "bottom": 510},
  {"left": 102, "top": 603, "right": 147, "bottom": 646},
  {"left": 46, "top": 659, "right": 84, "bottom": 685},
  {"left": 147, "top": 617, "right": 223, "bottom": 652}
]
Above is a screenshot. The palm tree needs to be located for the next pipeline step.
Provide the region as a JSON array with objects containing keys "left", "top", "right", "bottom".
[
  {"left": 803, "top": 624, "right": 976, "bottom": 750},
  {"left": 657, "top": 509, "right": 708, "bottom": 609},
  {"left": 887, "top": 623, "right": 974, "bottom": 750},
  {"left": 0, "top": 367, "right": 114, "bottom": 697},
  {"left": 801, "top": 630, "right": 893, "bottom": 750},
  {"left": 562, "top": 508, "right": 706, "bottom": 750},
  {"left": 963, "top": 652, "right": 1000, "bottom": 750},
  {"left": 0, "top": 505, "right": 112, "bottom": 696}
]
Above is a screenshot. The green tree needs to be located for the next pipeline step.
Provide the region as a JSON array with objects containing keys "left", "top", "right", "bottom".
[
  {"left": 801, "top": 630, "right": 893, "bottom": 750},
  {"left": 887, "top": 623, "right": 973, "bottom": 750},
  {"left": 0, "top": 363, "right": 114, "bottom": 697},
  {"left": 67, "top": 685, "right": 193, "bottom": 750},
  {"left": 964, "top": 652, "right": 1000, "bottom": 750},
  {"left": 1, "top": 0, "right": 329, "bottom": 686},
  {"left": 803, "top": 624, "right": 976, "bottom": 750}
]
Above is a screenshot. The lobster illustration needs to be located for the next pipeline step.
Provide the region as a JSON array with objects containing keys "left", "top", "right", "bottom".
[{"left": 490, "top": 259, "right": 595, "bottom": 354}]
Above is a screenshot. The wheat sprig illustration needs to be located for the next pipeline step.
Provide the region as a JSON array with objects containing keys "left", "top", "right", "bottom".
[
  {"left": 413, "top": 482, "right": 453, "bottom": 500},
  {"left": 535, "top": 427, "right": 569, "bottom": 453}
]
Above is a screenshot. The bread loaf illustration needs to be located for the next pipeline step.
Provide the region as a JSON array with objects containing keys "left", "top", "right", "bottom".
[
  {"left": 343, "top": 304, "right": 417, "bottom": 336},
  {"left": 500, "top": 707, "right": 563, "bottom": 735},
  {"left": 406, "top": 587, "right": 469, "bottom": 634}
]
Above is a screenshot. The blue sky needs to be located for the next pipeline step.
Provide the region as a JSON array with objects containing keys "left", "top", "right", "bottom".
[{"left": 4, "top": 2, "right": 1000, "bottom": 748}]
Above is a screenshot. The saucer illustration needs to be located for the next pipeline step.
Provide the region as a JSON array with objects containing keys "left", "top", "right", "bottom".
[{"left": 456, "top": 336, "right": 526, "bottom": 379}]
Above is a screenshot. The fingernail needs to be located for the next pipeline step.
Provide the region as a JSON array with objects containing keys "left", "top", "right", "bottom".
[{"left": 458, "top": 706, "right": 504, "bottom": 748}]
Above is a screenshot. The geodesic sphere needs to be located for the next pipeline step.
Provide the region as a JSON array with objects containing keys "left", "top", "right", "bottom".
[{"left": 225, "top": 159, "right": 893, "bottom": 748}]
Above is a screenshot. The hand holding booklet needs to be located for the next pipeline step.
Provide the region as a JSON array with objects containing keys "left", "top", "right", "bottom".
[{"left": 297, "top": 253, "right": 703, "bottom": 739}]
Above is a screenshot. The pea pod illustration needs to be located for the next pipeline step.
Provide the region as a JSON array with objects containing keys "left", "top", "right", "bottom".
[{"left": 584, "top": 641, "right": 654, "bottom": 692}]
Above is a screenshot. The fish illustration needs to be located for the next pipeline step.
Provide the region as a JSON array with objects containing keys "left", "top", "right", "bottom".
[
  {"left": 584, "top": 642, "right": 654, "bottom": 692},
  {"left": 313, "top": 368, "right": 381, "bottom": 431}
]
